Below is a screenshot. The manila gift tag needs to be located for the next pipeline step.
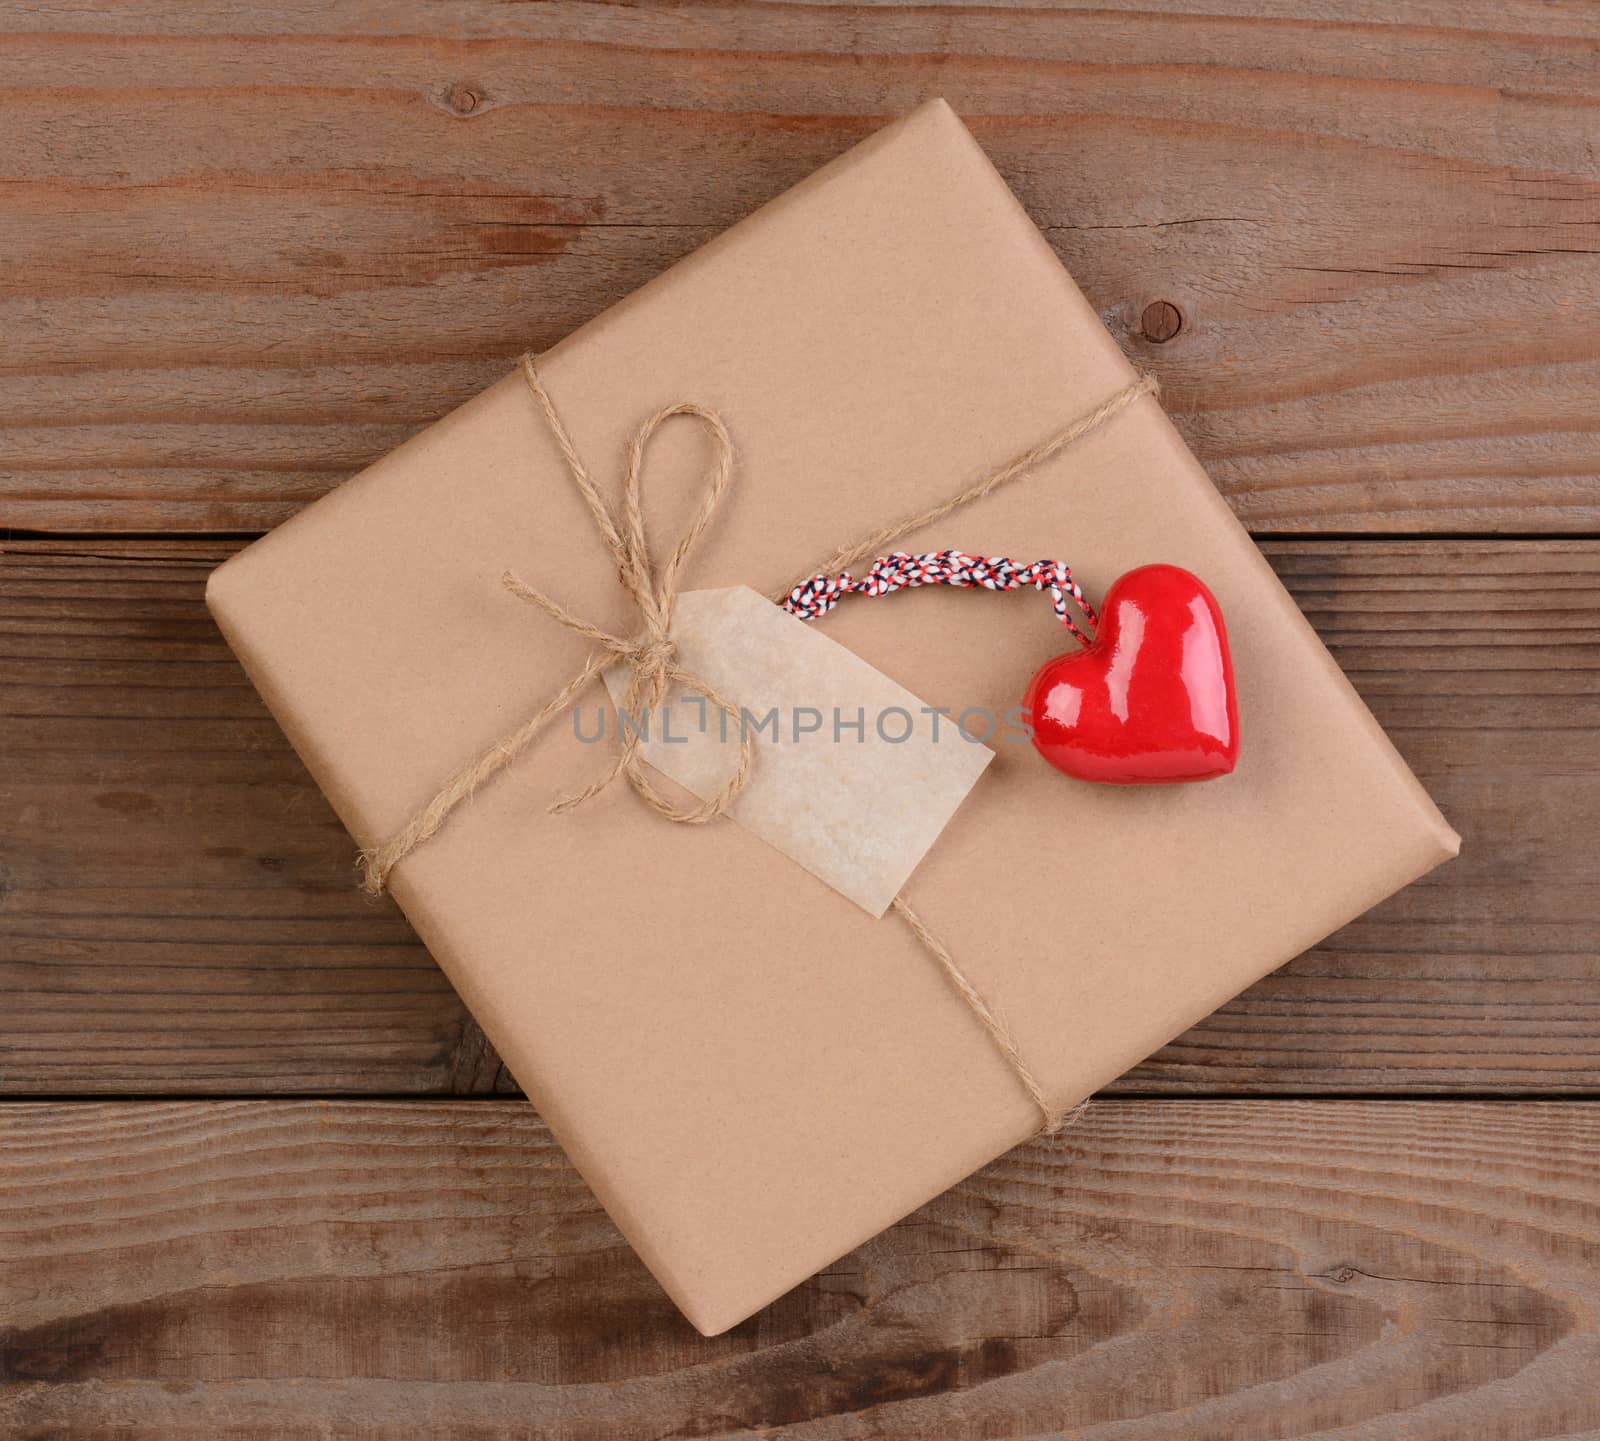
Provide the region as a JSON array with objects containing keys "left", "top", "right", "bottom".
[{"left": 601, "top": 586, "right": 992, "bottom": 916}]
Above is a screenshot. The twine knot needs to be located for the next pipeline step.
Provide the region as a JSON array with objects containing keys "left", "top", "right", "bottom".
[{"left": 628, "top": 634, "right": 679, "bottom": 673}]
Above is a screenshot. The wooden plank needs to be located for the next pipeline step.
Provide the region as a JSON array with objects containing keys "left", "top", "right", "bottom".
[
  {"left": 2, "top": 537, "right": 1596, "bottom": 1097},
  {"left": 2, "top": 1098, "right": 1597, "bottom": 1438},
  {"left": 1, "top": 3, "right": 1597, "bottom": 532}
]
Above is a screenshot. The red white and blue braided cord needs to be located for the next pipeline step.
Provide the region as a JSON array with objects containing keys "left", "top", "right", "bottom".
[{"left": 781, "top": 550, "right": 1098, "bottom": 648}]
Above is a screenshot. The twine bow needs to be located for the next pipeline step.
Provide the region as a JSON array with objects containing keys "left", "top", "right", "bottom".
[
  {"left": 357, "top": 357, "right": 754, "bottom": 893},
  {"left": 501, "top": 358, "right": 753, "bottom": 824}
]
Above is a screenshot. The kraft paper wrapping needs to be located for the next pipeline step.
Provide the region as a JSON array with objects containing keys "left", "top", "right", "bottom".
[{"left": 207, "top": 100, "right": 1459, "bottom": 1336}]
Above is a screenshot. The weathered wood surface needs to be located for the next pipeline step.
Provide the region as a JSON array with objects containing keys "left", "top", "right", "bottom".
[
  {"left": 2, "top": 1098, "right": 1598, "bottom": 1440},
  {"left": 2, "top": 1, "right": 1599, "bottom": 533},
  {"left": 3, "top": 536, "right": 1596, "bottom": 1097}
]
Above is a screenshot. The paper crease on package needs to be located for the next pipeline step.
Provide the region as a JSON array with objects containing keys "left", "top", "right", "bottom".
[{"left": 207, "top": 98, "right": 1459, "bottom": 1336}]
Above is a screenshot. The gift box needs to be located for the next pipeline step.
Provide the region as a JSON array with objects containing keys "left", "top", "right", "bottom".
[{"left": 206, "top": 100, "right": 1458, "bottom": 1336}]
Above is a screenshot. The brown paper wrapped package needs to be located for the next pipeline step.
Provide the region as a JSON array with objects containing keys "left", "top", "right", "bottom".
[{"left": 207, "top": 100, "right": 1459, "bottom": 1336}]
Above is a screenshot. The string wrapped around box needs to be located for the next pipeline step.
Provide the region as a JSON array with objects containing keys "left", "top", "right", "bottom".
[{"left": 360, "top": 354, "right": 1159, "bottom": 1133}]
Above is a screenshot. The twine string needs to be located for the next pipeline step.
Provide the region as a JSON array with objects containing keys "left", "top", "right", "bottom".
[
  {"left": 891, "top": 895, "right": 1084, "bottom": 1133},
  {"left": 360, "top": 355, "right": 1158, "bottom": 1133},
  {"left": 773, "top": 374, "right": 1157, "bottom": 602}
]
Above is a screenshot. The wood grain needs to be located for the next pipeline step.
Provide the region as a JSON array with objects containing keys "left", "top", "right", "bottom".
[
  {"left": 2, "top": 1097, "right": 1597, "bottom": 1439},
  {"left": 1, "top": 2, "right": 1598, "bottom": 533},
  {"left": 3, "top": 536, "right": 1596, "bottom": 1097}
]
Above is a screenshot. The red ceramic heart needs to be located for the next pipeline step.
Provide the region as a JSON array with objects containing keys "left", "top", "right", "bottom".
[{"left": 1023, "top": 563, "right": 1238, "bottom": 784}]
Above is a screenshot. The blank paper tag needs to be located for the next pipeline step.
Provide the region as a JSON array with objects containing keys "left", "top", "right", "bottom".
[{"left": 601, "top": 586, "right": 991, "bottom": 917}]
